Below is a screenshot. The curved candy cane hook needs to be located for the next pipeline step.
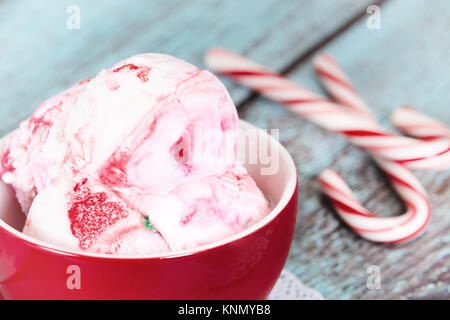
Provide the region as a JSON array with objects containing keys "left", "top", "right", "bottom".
[{"left": 318, "top": 159, "right": 430, "bottom": 243}]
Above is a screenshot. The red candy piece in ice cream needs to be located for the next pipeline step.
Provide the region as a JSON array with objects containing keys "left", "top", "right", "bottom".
[
  {"left": 136, "top": 68, "right": 151, "bottom": 82},
  {"left": 113, "top": 64, "right": 140, "bottom": 72},
  {"left": 98, "top": 116, "right": 160, "bottom": 188},
  {"left": 77, "top": 78, "right": 91, "bottom": 85},
  {"left": 0, "top": 149, "right": 15, "bottom": 175},
  {"left": 113, "top": 63, "right": 151, "bottom": 82},
  {"left": 68, "top": 179, "right": 128, "bottom": 249},
  {"left": 98, "top": 151, "right": 132, "bottom": 188}
]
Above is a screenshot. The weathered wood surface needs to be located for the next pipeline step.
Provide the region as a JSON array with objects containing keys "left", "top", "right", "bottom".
[{"left": 0, "top": 0, "right": 448, "bottom": 299}]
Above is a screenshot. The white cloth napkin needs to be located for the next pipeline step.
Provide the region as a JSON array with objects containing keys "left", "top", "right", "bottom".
[{"left": 268, "top": 270, "right": 324, "bottom": 300}]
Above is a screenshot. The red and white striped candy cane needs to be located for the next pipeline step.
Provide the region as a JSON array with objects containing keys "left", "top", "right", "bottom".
[
  {"left": 311, "top": 54, "right": 437, "bottom": 242},
  {"left": 313, "top": 53, "right": 373, "bottom": 117},
  {"left": 313, "top": 54, "right": 450, "bottom": 171},
  {"left": 205, "top": 48, "right": 450, "bottom": 171},
  {"left": 204, "top": 48, "right": 448, "bottom": 242},
  {"left": 391, "top": 105, "right": 450, "bottom": 141},
  {"left": 390, "top": 106, "right": 450, "bottom": 170}
]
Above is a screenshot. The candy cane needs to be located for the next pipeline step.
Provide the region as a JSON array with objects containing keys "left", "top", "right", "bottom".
[
  {"left": 312, "top": 56, "right": 441, "bottom": 242},
  {"left": 389, "top": 106, "right": 450, "bottom": 171},
  {"left": 205, "top": 48, "right": 450, "bottom": 171},
  {"left": 313, "top": 54, "right": 450, "bottom": 171},
  {"left": 311, "top": 55, "right": 434, "bottom": 242},
  {"left": 314, "top": 55, "right": 450, "bottom": 145},
  {"left": 313, "top": 53, "right": 374, "bottom": 117},
  {"left": 317, "top": 160, "right": 430, "bottom": 243},
  {"left": 204, "top": 48, "right": 446, "bottom": 242}
]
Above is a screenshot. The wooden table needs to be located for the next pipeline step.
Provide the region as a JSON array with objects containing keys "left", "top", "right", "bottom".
[{"left": 0, "top": 0, "right": 448, "bottom": 299}]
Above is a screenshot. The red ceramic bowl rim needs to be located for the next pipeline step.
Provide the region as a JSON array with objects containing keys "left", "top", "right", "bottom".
[{"left": 0, "top": 120, "right": 297, "bottom": 261}]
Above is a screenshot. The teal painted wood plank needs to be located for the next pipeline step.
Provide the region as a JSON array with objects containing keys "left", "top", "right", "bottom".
[
  {"left": 239, "top": 0, "right": 449, "bottom": 299},
  {"left": 0, "top": 0, "right": 373, "bottom": 135}
]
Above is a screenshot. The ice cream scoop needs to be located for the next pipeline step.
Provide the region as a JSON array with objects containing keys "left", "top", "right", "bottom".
[{"left": 0, "top": 53, "right": 270, "bottom": 255}]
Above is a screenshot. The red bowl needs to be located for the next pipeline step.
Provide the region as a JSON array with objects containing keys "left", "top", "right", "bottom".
[{"left": 0, "top": 120, "right": 298, "bottom": 300}]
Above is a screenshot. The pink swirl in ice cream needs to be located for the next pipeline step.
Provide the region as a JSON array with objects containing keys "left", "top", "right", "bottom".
[{"left": 0, "top": 53, "right": 270, "bottom": 255}]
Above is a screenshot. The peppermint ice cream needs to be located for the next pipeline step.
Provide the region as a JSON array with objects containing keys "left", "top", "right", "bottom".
[{"left": 0, "top": 53, "right": 270, "bottom": 255}]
